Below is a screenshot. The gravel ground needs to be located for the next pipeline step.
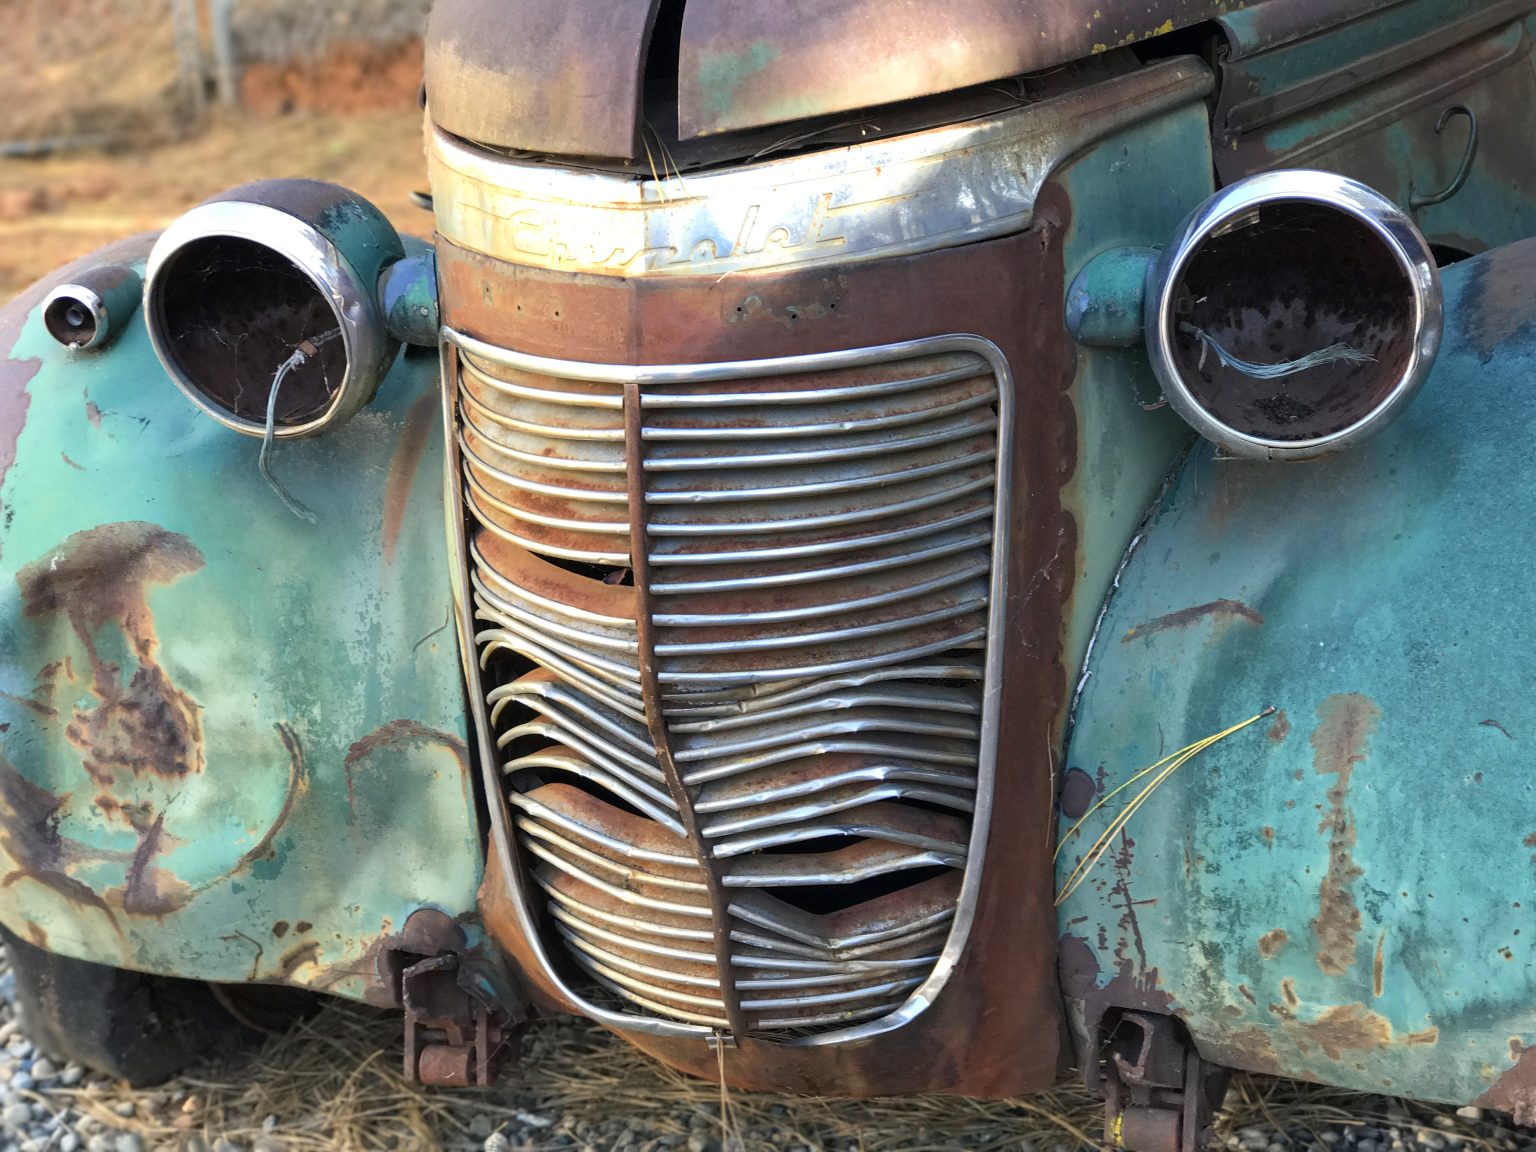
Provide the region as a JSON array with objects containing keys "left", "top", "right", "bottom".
[{"left": 2, "top": 939, "right": 1534, "bottom": 1152}]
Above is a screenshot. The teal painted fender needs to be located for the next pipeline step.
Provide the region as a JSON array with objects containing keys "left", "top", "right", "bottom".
[
  {"left": 0, "top": 236, "right": 481, "bottom": 1004},
  {"left": 1059, "top": 237, "right": 1536, "bottom": 1118}
]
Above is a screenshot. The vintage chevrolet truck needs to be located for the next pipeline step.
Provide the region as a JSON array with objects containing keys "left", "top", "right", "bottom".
[{"left": 4, "top": 0, "right": 1536, "bottom": 1146}]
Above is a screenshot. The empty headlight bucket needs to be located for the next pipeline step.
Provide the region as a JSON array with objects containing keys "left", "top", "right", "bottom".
[
  {"left": 144, "top": 179, "right": 405, "bottom": 439},
  {"left": 1146, "top": 171, "right": 1442, "bottom": 461}
]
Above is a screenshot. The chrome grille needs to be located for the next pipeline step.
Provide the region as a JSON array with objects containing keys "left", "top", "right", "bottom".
[{"left": 447, "top": 329, "right": 1010, "bottom": 1040}]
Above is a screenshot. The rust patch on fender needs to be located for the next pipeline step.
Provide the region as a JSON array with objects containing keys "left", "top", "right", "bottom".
[
  {"left": 3, "top": 721, "right": 309, "bottom": 922},
  {"left": 1475, "top": 1040, "right": 1536, "bottom": 1125},
  {"left": 1310, "top": 694, "right": 1380, "bottom": 977},
  {"left": 0, "top": 756, "right": 126, "bottom": 936},
  {"left": 279, "top": 939, "right": 322, "bottom": 976},
  {"left": 0, "top": 360, "right": 36, "bottom": 498},
  {"left": 18, "top": 523, "right": 206, "bottom": 785},
  {"left": 233, "top": 724, "right": 308, "bottom": 873},
  {"left": 1203, "top": 1024, "right": 1283, "bottom": 1077},
  {"left": 1272, "top": 1001, "right": 1394, "bottom": 1061},
  {"left": 1268, "top": 711, "right": 1291, "bottom": 743},
  {"left": 1372, "top": 932, "right": 1386, "bottom": 998},
  {"left": 0, "top": 293, "right": 41, "bottom": 499},
  {"left": 112, "top": 812, "right": 192, "bottom": 917},
  {"left": 1259, "top": 929, "right": 1289, "bottom": 959},
  {"left": 344, "top": 719, "right": 468, "bottom": 817},
  {"left": 1122, "top": 598, "right": 1264, "bottom": 642},
  {"left": 381, "top": 390, "right": 439, "bottom": 566}
]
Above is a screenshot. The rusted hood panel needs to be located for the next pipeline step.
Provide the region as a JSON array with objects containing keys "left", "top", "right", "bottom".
[
  {"left": 423, "top": 0, "right": 1408, "bottom": 155},
  {"left": 675, "top": 0, "right": 1395, "bottom": 139},
  {"left": 425, "top": 0, "right": 666, "bottom": 159},
  {"left": 0, "top": 241, "right": 481, "bottom": 1003}
]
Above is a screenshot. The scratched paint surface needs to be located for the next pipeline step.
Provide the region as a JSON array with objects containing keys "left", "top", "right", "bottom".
[
  {"left": 0, "top": 237, "right": 480, "bottom": 1002},
  {"left": 1060, "top": 240, "right": 1536, "bottom": 1116},
  {"left": 1054, "top": 101, "right": 1210, "bottom": 700}
]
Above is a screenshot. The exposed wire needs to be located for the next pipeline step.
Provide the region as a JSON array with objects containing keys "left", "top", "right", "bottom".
[
  {"left": 1180, "top": 322, "right": 1375, "bottom": 380},
  {"left": 259, "top": 330, "right": 340, "bottom": 523},
  {"left": 1054, "top": 706, "right": 1275, "bottom": 907}
]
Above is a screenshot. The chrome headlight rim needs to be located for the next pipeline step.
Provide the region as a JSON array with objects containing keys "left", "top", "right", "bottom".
[
  {"left": 1146, "top": 169, "right": 1442, "bottom": 461},
  {"left": 42, "top": 282, "right": 110, "bottom": 351},
  {"left": 145, "top": 200, "right": 393, "bottom": 440}
]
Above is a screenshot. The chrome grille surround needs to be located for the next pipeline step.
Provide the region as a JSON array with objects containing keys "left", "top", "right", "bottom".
[{"left": 444, "top": 328, "right": 1013, "bottom": 1044}]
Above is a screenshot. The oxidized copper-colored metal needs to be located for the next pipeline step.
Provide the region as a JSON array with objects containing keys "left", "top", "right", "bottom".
[
  {"left": 424, "top": 0, "right": 1241, "bottom": 156},
  {"left": 455, "top": 196, "right": 1076, "bottom": 1096},
  {"left": 622, "top": 378, "right": 750, "bottom": 1039},
  {"left": 424, "top": 0, "right": 667, "bottom": 160}
]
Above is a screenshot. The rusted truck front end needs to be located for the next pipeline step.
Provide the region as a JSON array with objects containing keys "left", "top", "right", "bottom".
[{"left": 5, "top": 0, "right": 1536, "bottom": 1141}]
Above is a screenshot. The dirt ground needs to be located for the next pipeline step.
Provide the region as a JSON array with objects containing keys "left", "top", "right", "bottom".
[{"left": 0, "top": 108, "right": 429, "bottom": 300}]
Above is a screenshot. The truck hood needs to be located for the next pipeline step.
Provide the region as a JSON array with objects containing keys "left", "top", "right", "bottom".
[{"left": 425, "top": 0, "right": 1399, "bottom": 160}]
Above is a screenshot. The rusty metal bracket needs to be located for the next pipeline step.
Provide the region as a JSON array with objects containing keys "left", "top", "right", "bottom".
[
  {"left": 1103, "top": 1013, "right": 1228, "bottom": 1152},
  {"left": 385, "top": 912, "right": 520, "bottom": 1088},
  {"left": 1410, "top": 105, "right": 1478, "bottom": 212},
  {"left": 401, "top": 952, "right": 513, "bottom": 1087}
]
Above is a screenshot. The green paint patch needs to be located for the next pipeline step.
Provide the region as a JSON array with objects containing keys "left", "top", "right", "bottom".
[{"left": 694, "top": 40, "right": 781, "bottom": 123}]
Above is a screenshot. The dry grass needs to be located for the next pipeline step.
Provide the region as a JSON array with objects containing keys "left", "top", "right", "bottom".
[
  {"left": 33, "top": 998, "right": 1513, "bottom": 1152},
  {"left": 56, "top": 1001, "right": 1102, "bottom": 1152}
]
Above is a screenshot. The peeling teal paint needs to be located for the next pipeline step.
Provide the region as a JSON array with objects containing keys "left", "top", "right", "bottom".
[
  {"left": 1224, "top": 0, "right": 1500, "bottom": 101},
  {"left": 1055, "top": 103, "right": 1211, "bottom": 708},
  {"left": 0, "top": 237, "right": 480, "bottom": 1003},
  {"left": 1060, "top": 240, "right": 1536, "bottom": 1109}
]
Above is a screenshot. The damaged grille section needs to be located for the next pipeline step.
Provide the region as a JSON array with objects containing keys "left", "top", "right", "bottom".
[{"left": 448, "top": 329, "right": 1010, "bottom": 1039}]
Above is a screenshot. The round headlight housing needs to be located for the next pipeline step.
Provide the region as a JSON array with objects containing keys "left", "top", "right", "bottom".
[
  {"left": 145, "top": 180, "right": 405, "bottom": 439},
  {"left": 1147, "top": 171, "right": 1441, "bottom": 460}
]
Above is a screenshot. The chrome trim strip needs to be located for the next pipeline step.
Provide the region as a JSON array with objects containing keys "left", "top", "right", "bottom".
[
  {"left": 648, "top": 529, "right": 992, "bottom": 596},
  {"left": 428, "top": 58, "right": 1213, "bottom": 279},
  {"left": 645, "top": 447, "right": 998, "bottom": 505},
  {"left": 654, "top": 562, "right": 987, "bottom": 628},
  {"left": 444, "top": 328, "right": 1012, "bottom": 1047}
]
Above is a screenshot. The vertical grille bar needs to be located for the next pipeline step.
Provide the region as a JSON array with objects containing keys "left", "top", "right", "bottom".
[{"left": 622, "top": 379, "right": 749, "bottom": 1039}]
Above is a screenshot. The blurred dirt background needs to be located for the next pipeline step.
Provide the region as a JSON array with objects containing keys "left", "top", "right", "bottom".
[{"left": 0, "top": 0, "right": 431, "bottom": 300}]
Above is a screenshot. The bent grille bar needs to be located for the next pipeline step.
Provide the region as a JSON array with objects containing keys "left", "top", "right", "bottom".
[{"left": 445, "top": 328, "right": 1013, "bottom": 1043}]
